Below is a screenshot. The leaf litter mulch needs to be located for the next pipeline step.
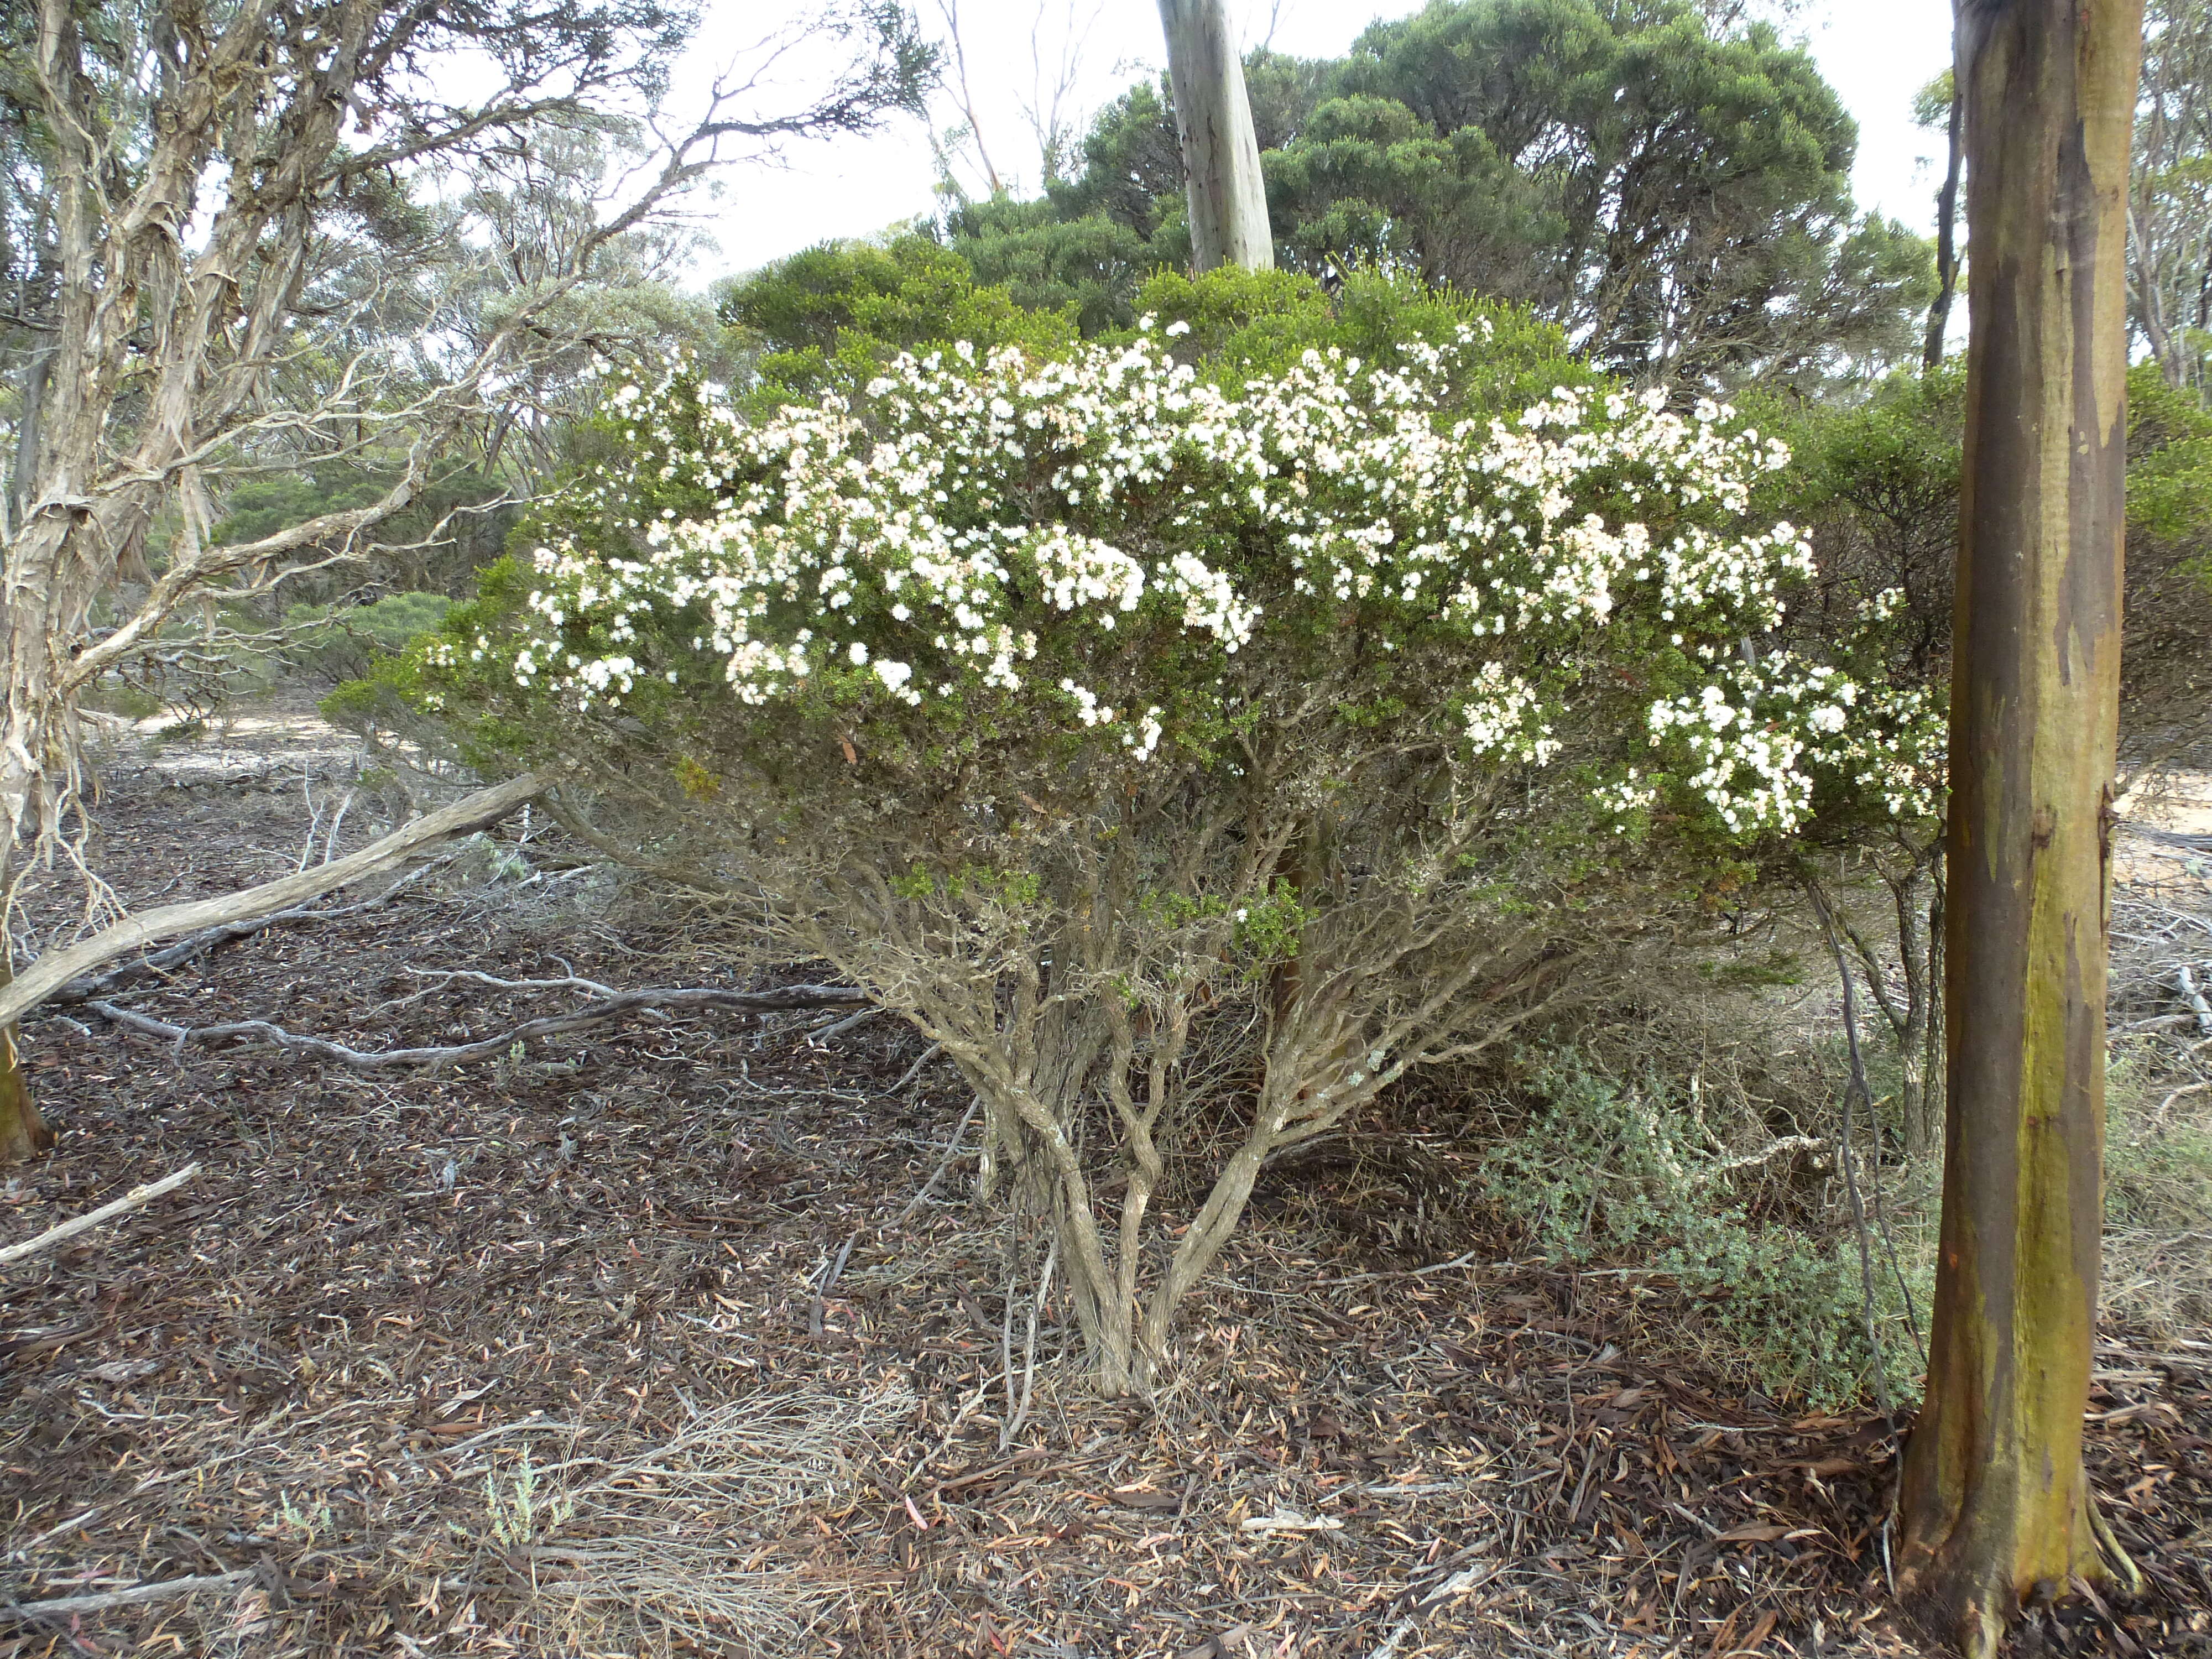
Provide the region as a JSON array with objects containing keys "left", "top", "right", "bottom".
[{"left": 2, "top": 718, "right": 2208, "bottom": 1659}]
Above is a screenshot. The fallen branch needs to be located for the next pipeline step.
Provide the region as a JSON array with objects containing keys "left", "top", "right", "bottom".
[
  {"left": 0, "top": 1164, "right": 200, "bottom": 1269},
  {"left": 51, "top": 853, "right": 459, "bottom": 1006},
  {"left": 3, "top": 1568, "right": 253, "bottom": 1624},
  {"left": 5, "top": 772, "right": 552, "bottom": 1029},
  {"left": 84, "top": 985, "right": 868, "bottom": 1071},
  {"left": 2179, "top": 964, "right": 2212, "bottom": 1035}
]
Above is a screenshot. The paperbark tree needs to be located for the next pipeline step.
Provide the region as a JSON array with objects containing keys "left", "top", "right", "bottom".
[
  {"left": 1155, "top": 0, "right": 1272, "bottom": 271},
  {"left": 0, "top": 0, "right": 932, "bottom": 1162},
  {"left": 1896, "top": 1, "right": 2145, "bottom": 1652}
]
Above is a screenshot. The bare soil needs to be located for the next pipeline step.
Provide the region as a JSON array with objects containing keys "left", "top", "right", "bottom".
[{"left": 2, "top": 713, "right": 2207, "bottom": 1658}]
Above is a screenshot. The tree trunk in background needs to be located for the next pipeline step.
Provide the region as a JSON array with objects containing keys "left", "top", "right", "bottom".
[
  {"left": 1924, "top": 74, "right": 1965, "bottom": 369},
  {"left": 1897, "top": 1, "right": 2144, "bottom": 1653},
  {"left": 1156, "top": 0, "right": 1274, "bottom": 272}
]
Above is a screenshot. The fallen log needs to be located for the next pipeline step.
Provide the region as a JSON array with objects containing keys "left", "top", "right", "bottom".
[{"left": 1, "top": 771, "right": 550, "bottom": 1030}]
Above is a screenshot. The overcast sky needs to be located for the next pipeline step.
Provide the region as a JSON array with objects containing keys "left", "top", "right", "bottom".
[{"left": 676, "top": 0, "right": 1957, "bottom": 284}]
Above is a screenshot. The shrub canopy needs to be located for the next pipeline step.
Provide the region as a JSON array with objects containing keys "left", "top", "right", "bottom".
[{"left": 392, "top": 270, "right": 1933, "bottom": 1389}]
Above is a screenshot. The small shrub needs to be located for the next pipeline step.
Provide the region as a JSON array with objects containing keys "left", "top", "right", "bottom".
[{"left": 1475, "top": 1058, "right": 1927, "bottom": 1408}]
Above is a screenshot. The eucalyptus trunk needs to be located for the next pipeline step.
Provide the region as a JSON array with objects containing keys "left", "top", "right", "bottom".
[
  {"left": 1156, "top": 0, "right": 1273, "bottom": 273},
  {"left": 0, "top": 998, "right": 51, "bottom": 1165},
  {"left": 0, "top": 875, "right": 51, "bottom": 1165},
  {"left": 1896, "top": 1, "right": 2145, "bottom": 1651}
]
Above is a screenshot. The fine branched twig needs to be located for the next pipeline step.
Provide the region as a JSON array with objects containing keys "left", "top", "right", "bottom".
[
  {"left": 891, "top": 1090, "right": 980, "bottom": 1227},
  {"left": 83, "top": 985, "right": 868, "bottom": 1071}
]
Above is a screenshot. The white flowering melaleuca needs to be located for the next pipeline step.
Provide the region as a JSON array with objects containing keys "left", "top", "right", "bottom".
[
  {"left": 500, "top": 322, "right": 1915, "bottom": 841},
  {"left": 443, "top": 295, "right": 1948, "bottom": 1393}
]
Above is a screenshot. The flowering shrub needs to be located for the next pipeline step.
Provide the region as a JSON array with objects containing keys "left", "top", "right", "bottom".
[{"left": 406, "top": 272, "right": 1923, "bottom": 1391}]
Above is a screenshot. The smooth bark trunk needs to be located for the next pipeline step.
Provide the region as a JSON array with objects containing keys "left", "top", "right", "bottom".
[
  {"left": 1156, "top": 0, "right": 1274, "bottom": 273},
  {"left": 0, "top": 1010, "right": 53, "bottom": 1164},
  {"left": 1897, "top": 1, "right": 2145, "bottom": 1652},
  {"left": 1925, "top": 84, "right": 1966, "bottom": 371}
]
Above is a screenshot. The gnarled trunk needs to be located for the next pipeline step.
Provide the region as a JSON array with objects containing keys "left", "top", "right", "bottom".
[{"left": 1896, "top": 1, "right": 2145, "bottom": 1652}]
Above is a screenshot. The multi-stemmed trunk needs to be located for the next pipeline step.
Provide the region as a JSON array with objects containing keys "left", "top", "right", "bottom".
[{"left": 1896, "top": 1, "right": 2145, "bottom": 1651}]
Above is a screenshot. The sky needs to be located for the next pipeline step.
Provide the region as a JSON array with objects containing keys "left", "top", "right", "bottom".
[{"left": 676, "top": 0, "right": 1957, "bottom": 284}]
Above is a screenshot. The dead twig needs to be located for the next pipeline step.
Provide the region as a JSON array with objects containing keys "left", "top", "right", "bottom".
[
  {"left": 83, "top": 985, "right": 868, "bottom": 1070},
  {"left": 890, "top": 1092, "right": 980, "bottom": 1227},
  {"left": 999, "top": 1237, "right": 1057, "bottom": 1451},
  {"left": 0, "top": 1164, "right": 200, "bottom": 1269},
  {"left": 3, "top": 1568, "right": 253, "bottom": 1623}
]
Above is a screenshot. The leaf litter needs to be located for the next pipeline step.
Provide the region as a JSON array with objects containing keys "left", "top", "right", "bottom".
[{"left": 0, "top": 714, "right": 2206, "bottom": 1658}]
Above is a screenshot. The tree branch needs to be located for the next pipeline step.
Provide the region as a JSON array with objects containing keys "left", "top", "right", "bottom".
[
  {"left": 1, "top": 773, "right": 552, "bottom": 1029},
  {"left": 82, "top": 984, "right": 867, "bottom": 1070}
]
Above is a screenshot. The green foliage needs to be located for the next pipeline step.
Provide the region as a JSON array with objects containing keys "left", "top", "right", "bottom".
[
  {"left": 942, "top": 196, "right": 1164, "bottom": 336},
  {"left": 717, "top": 234, "right": 1078, "bottom": 403},
  {"left": 1911, "top": 70, "right": 1956, "bottom": 132},
  {"left": 947, "top": 0, "right": 1933, "bottom": 388},
  {"left": 212, "top": 465, "right": 517, "bottom": 596},
  {"left": 1477, "top": 1059, "right": 1926, "bottom": 1408},
  {"left": 1128, "top": 265, "right": 1593, "bottom": 414},
  {"left": 2127, "top": 361, "right": 2212, "bottom": 539},
  {"left": 284, "top": 591, "right": 453, "bottom": 682},
  {"left": 323, "top": 559, "right": 539, "bottom": 769},
  {"left": 1766, "top": 359, "right": 2212, "bottom": 776}
]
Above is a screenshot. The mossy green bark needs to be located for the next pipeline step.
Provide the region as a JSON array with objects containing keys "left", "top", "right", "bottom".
[{"left": 1896, "top": 2, "right": 2145, "bottom": 1652}]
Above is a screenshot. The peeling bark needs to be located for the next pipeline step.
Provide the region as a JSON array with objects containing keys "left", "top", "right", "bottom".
[{"left": 1896, "top": 1, "right": 2145, "bottom": 1652}]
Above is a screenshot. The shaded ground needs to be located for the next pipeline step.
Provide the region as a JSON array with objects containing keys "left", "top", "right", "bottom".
[{"left": 2, "top": 717, "right": 2207, "bottom": 1658}]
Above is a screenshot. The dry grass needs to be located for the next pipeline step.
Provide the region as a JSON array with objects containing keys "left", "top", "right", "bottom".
[{"left": 476, "top": 1384, "right": 916, "bottom": 1655}]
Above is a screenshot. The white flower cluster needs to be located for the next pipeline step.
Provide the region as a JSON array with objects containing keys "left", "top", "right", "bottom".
[
  {"left": 1463, "top": 661, "right": 1558, "bottom": 765},
  {"left": 507, "top": 328, "right": 1911, "bottom": 838}
]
